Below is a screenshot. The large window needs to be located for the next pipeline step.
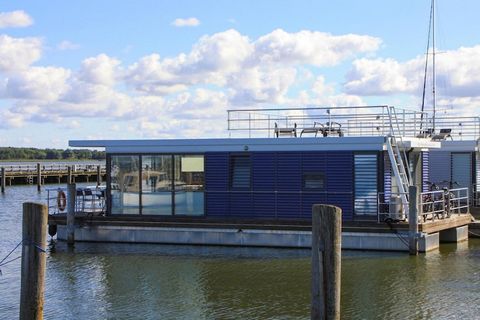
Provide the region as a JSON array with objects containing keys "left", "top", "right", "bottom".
[
  {"left": 110, "top": 155, "right": 140, "bottom": 214},
  {"left": 109, "top": 154, "right": 204, "bottom": 216}
]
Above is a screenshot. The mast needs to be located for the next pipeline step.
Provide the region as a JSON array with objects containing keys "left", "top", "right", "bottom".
[
  {"left": 420, "top": 0, "right": 436, "bottom": 132},
  {"left": 432, "top": 0, "right": 436, "bottom": 131}
]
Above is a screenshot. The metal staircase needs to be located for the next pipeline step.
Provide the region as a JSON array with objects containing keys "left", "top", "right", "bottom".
[{"left": 386, "top": 107, "right": 412, "bottom": 217}]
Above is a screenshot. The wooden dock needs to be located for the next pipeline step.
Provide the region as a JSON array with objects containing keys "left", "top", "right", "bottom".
[{"left": 0, "top": 163, "right": 106, "bottom": 192}]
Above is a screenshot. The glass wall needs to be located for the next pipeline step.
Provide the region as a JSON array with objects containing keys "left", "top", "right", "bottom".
[
  {"left": 110, "top": 155, "right": 140, "bottom": 214},
  {"left": 109, "top": 154, "right": 204, "bottom": 216},
  {"left": 142, "top": 155, "right": 173, "bottom": 215},
  {"left": 174, "top": 155, "right": 204, "bottom": 215}
]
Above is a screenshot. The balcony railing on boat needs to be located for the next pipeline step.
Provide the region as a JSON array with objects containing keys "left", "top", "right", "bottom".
[
  {"left": 47, "top": 186, "right": 106, "bottom": 216},
  {"left": 227, "top": 105, "right": 480, "bottom": 140}
]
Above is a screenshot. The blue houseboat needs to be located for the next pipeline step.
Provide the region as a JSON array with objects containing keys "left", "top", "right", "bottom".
[{"left": 52, "top": 106, "right": 472, "bottom": 252}]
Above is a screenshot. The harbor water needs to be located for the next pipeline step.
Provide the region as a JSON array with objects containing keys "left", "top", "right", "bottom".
[{"left": 0, "top": 184, "right": 479, "bottom": 319}]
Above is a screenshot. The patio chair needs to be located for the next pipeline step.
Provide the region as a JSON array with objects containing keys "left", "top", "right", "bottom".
[
  {"left": 274, "top": 122, "right": 297, "bottom": 137},
  {"left": 300, "top": 122, "right": 325, "bottom": 137},
  {"left": 432, "top": 128, "right": 452, "bottom": 141},
  {"left": 324, "top": 121, "right": 343, "bottom": 137}
]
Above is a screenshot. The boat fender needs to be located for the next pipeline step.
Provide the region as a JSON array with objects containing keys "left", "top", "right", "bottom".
[
  {"left": 57, "top": 190, "right": 67, "bottom": 212},
  {"left": 48, "top": 224, "right": 57, "bottom": 237}
]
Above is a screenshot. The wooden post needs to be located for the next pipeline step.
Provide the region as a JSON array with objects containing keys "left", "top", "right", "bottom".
[
  {"left": 36, "top": 163, "right": 41, "bottom": 192},
  {"left": 67, "top": 183, "right": 76, "bottom": 246},
  {"left": 311, "top": 205, "right": 342, "bottom": 320},
  {"left": 19, "top": 202, "right": 47, "bottom": 320},
  {"left": 97, "top": 165, "right": 102, "bottom": 187},
  {"left": 409, "top": 186, "right": 419, "bottom": 255},
  {"left": 67, "top": 166, "right": 72, "bottom": 185},
  {"left": 1, "top": 167, "right": 5, "bottom": 193}
]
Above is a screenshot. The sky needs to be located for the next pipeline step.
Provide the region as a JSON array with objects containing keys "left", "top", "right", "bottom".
[{"left": 0, "top": 0, "right": 479, "bottom": 148}]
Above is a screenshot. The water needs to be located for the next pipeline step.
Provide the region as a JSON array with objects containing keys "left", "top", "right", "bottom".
[{"left": 1, "top": 185, "right": 479, "bottom": 319}]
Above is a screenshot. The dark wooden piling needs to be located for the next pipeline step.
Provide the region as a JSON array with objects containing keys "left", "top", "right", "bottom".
[
  {"left": 1, "top": 167, "right": 5, "bottom": 193},
  {"left": 311, "top": 204, "right": 342, "bottom": 320},
  {"left": 36, "top": 163, "right": 41, "bottom": 192},
  {"left": 19, "top": 202, "right": 47, "bottom": 320},
  {"left": 67, "top": 166, "right": 72, "bottom": 184},
  {"left": 97, "top": 165, "right": 102, "bottom": 186},
  {"left": 409, "top": 186, "right": 419, "bottom": 255},
  {"left": 67, "top": 183, "right": 76, "bottom": 245}
]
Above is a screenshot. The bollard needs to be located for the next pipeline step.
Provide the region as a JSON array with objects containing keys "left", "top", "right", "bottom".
[
  {"left": 409, "top": 186, "right": 419, "bottom": 255},
  {"left": 19, "top": 202, "right": 48, "bottom": 320},
  {"left": 311, "top": 205, "right": 342, "bottom": 320},
  {"left": 67, "top": 183, "right": 76, "bottom": 246},
  {"left": 67, "top": 166, "right": 72, "bottom": 184}
]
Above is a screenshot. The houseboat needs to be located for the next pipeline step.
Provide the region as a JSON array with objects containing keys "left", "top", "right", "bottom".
[{"left": 50, "top": 106, "right": 472, "bottom": 252}]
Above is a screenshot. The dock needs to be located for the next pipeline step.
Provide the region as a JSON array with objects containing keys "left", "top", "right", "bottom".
[{"left": 0, "top": 163, "right": 106, "bottom": 192}]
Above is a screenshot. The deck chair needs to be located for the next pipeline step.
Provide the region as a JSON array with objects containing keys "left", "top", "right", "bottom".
[
  {"left": 300, "top": 122, "right": 325, "bottom": 137},
  {"left": 432, "top": 128, "right": 452, "bottom": 141},
  {"left": 324, "top": 121, "right": 343, "bottom": 137},
  {"left": 274, "top": 122, "right": 297, "bottom": 137},
  {"left": 416, "top": 128, "right": 434, "bottom": 138}
]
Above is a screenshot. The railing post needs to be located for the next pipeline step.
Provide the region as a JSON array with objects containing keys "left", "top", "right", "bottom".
[
  {"left": 36, "top": 163, "right": 41, "bottom": 192},
  {"left": 408, "top": 186, "right": 419, "bottom": 255},
  {"left": 67, "top": 166, "right": 72, "bottom": 184},
  {"left": 311, "top": 205, "right": 342, "bottom": 320},
  {"left": 67, "top": 183, "right": 76, "bottom": 246},
  {"left": 1, "top": 167, "right": 5, "bottom": 193},
  {"left": 19, "top": 202, "right": 47, "bottom": 320}
]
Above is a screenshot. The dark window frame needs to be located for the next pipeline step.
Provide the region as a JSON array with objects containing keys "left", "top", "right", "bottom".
[{"left": 230, "top": 154, "right": 252, "bottom": 190}]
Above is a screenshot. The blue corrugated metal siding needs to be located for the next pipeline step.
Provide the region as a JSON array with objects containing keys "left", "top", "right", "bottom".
[
  {"left": 205, "top": 153, "right": 229, "bottom": 217},
  {"left": 422, "top": 152, "right": 429, "bottom": 192},
  {"left": 205, "top": 151, "right": 354, "bottom": 220},
  {"left": 429, "top": 151, "right": 451, "bottom": 185},
  {"left": 451, "top": 153, "right": 472, "bottom": 189},
  {"left": 354, "top": 154, "right": 378, "bottom": 216}
]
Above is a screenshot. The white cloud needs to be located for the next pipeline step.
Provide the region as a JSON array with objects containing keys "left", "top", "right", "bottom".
[
  {"left": 0, "top": 10, "right": 33, "bottom": 29},
  {"left": 57, "top": 40, "right": 80, "bottom": 51},
  {"left": 172, "top": 17, "right": 200, "bottom": 27},
  {"left": 78, "top": 54, "right": 121, "bottom": 86},
  {"left": 344, "top": 45, "right": 480, "bottom": 99},
  {"left": 0, "top": 35, "right": 42, "bottom": 71}
]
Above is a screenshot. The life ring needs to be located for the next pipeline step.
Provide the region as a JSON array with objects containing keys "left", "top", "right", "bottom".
[{"left": 57, "top": 190, "right": 67, "bottom": 212}]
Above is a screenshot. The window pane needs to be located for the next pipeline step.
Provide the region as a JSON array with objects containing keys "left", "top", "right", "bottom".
[
  {"left": 111, "top": 156, "right": 140, "bottom": 214},
  {"left": 142, "top": 155, "right": 173, "bottom": 215},
  {"left": 231, "top": 156, "right": 251, "bottom": 189},
  {"left": 303, "top": 173, "right": 325, "bottom": 190},
  {"left": 174, "top": 155, "right": 204, "bottom": 215}
]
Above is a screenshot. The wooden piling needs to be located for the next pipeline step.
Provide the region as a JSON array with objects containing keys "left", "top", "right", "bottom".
[
  {"left": 1, "top": 167, "right": 5, "bottom": 193},
  {"left": 67, "top": 166, "right": 72, "bottom": 184},
  {"left": 409, "top": 186, "right": 419, "bottom": 255},
  {"left": 97, "top": 165, "right": 102, "bottom": 186},
  {"left": 67, "top": 183, "right": 76, "bottom": 246},
  {"left": 36, "top": 163, "right": 41, "bottom": 192},
  {"left": 19, "top": 202, "right": 47, "bottom": 320},
  {"left": 311, "top": 204, "right": 342, "bottom": 320}
]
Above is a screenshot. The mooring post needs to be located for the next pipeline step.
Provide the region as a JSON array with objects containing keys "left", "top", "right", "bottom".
[
  {"left": 67, "top": 183, "right": 76, "bottom": 246},
  {"left": 311, "top": 204, "right": 342, "bottom": 320},
  {"left": 19, "top": 202, "right": 47, "bottom": 320},
  {"left": 67, "top": 166, "right": 72, "bottom": 184},
  {"left": 409, "top": 186, "right": 419, "bottom": 255},
  {"left": 36, "top": 163, "right": 41, "bottom": 192},
  {"left": 1, "top": 167, "right": 5, "bottom": 193},
  {"left": 97, "top": 165, "right": 102, "bottom": 187}
]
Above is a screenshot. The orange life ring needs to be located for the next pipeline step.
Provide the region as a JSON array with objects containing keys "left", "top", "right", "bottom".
[{"left": 57, "top": 190, "right": 67, "bottom": 212}]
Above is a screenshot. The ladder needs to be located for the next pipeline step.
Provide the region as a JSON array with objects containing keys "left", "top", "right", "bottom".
[{"left": 386, "top": 107, "right": 412, "bottom": 217}]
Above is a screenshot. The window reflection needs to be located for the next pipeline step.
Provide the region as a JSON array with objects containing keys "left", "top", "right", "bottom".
[
  {"left": 174, "top": 155, "right": 204, "bottom": 215},
  {"left": 111, "top": 156, "right": 140, "bottom": 214},
  {"left": 142, "top": 156, "right": 173, "bottom": 215}
]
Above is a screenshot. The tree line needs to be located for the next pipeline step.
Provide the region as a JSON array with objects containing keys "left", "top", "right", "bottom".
[{"left": 0, "top": 147, "right": 106, "bottom": 160}]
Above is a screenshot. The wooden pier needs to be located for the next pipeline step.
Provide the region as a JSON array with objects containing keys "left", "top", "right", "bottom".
[{"left": 0, "top": 163, "right": 106, "bottom": 192}]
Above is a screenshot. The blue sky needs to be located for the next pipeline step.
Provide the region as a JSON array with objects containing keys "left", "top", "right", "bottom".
[{"left": 0, "top": 1, "right": 479, "bottom": 147}]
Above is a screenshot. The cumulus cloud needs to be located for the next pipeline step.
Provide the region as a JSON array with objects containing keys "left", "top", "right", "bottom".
[
  {"left": 0, "top": 10, "right": 33, "bottom": 29},
  {"left": 172, "top": 17, "right": 200, "bottom": 27},
  {"left": 344, "top": 45, "right": 480, "bottom": 99},
  {"left": 57, "top": 40, "right": 80, "bottom": 50},
  {"left": 0, "top": 35, "right": 42, "bottom": 71},
  {"left": 78, "top": 54, "right": 121, "bottom": 86}
]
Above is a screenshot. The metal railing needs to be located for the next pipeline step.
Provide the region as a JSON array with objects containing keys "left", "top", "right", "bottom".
[
  {"left": 3, "top": 164, "right": 106, "bottom": 173},
  {"left": 419, "top": 187, "right": 469, "bottom": 221},
  {"left": 471, "top": 184, "right": 480, "bottom": 207},
  {"left": 431, "top": 116, "right": 480, "bottom": 140},
  {"left": 227, "top": 105, "right": 429, "bottom": 138},
  {"left": 46, "top": 186, "right": 106, "bottom": 216},
  {"left": 377, "top": 192, "right": 408, "bottom": 223}
]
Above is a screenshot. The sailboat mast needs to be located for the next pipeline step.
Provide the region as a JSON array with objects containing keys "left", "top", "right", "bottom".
[{"left": 432, "top": 0, "right": 436, "bottom": 131}]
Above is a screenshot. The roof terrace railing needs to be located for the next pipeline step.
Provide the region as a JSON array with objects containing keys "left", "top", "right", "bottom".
[
  {"left": 227, "top": 105, "right": 430, "bottom": 138},
  {"left": 428, "top": 116, "right": 480, "bottom": 140}
]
